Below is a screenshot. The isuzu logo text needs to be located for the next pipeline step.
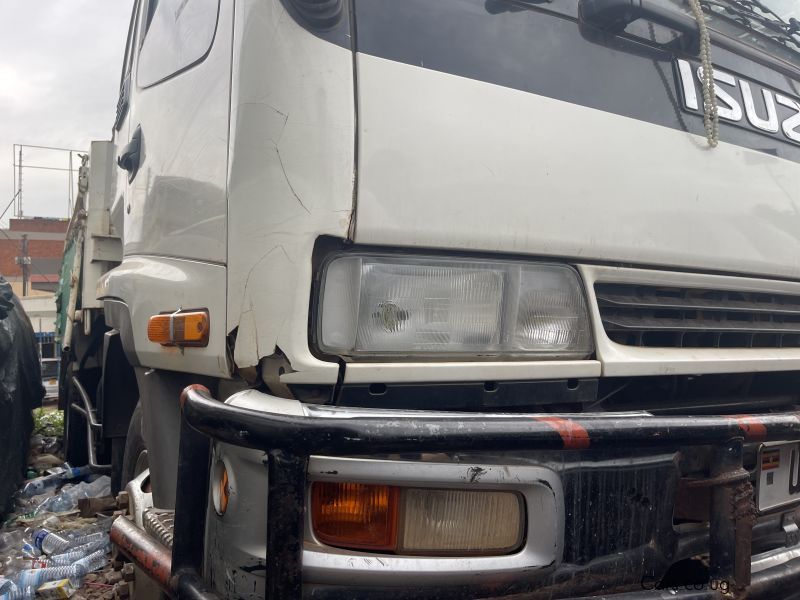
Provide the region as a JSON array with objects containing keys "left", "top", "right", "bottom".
[{"left": 676, "top": 59, "right": 800, "bottom": 146}]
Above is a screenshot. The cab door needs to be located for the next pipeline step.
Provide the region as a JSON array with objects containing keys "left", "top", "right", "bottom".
[
  {"left": 105, "top": 0, "right": 233, "bottom": 378},
  {"left": 118, "top": 0, "right": 229, "bottom": 263},
  {"left": 109, "top": 0, "right": 142, "bottom": 240}
]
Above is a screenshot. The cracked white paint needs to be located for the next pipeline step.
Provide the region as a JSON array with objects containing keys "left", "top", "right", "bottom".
[{"left": 226, "top": 0, "right": 355, "bottom": 381}]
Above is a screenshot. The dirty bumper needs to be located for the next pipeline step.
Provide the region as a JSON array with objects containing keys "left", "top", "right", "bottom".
[{"left": 135, "top": 386, "right": 800, "bottom": 599}]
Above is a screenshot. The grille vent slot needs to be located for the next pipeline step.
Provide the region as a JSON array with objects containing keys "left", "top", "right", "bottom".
[{"left": 595, "top": 283, "right": 800, "bottom": 348}]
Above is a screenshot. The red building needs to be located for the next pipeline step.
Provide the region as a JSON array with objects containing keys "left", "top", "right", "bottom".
[{"left": 0, "top": 217, "right": 68, "bottom": 295}]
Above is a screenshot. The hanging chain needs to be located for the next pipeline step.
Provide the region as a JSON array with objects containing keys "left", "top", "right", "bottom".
[{"left": 688, "top": 0, "right": 720, "bottom": 147}]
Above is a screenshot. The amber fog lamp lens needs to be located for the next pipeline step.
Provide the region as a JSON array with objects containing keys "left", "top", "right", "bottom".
[
  {"left": 311, "top": 482, "right": 399, "bottom": 551},
  {"left": 147, "top": 310, "right": 209, "bottom": 347}
]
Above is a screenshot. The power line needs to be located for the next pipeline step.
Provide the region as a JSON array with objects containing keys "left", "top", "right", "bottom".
[
  {"left": 0, "top": 191, "right": 21, "bottom": 224},
  {"left": 12, "top": 143, "right": 88, "bottom": 218}
]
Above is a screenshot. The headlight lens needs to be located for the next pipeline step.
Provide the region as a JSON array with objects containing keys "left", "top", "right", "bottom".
[{"left": 318, "top": 254, "right": 592, "bottom": 358}]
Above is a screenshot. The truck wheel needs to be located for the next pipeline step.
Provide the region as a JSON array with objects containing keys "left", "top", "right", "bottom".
[{"left": 121, "top": 403, "right": 148, "bottom": 487}]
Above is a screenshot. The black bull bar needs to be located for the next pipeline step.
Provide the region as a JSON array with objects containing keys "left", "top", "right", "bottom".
[{"left": 112, "top": 385, "right": 800, "bottom": 599}]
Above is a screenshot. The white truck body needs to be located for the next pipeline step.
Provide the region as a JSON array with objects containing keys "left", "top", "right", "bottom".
[{"left": 58, "top": 0, "right": 800, "bottom": 597}]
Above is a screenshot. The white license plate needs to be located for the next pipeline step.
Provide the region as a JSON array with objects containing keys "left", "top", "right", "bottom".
[{"left": 757, "top": 442, "right": 800, "bottom": 511}]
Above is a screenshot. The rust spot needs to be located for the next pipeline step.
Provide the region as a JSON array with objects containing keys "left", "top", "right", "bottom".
[
  {"left": 533, "top": 416, "right": 590, "bottom": 449},
  {"left": 732, "top": 415, "right": 767, "bottom": 442},
  {"left": 111, "top": 515, "right": 173, "bottom": 592}
]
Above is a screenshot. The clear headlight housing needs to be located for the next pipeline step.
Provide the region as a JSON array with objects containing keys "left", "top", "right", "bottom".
[{"left": 317, "top": 254, "right": 592, "bottom": 359}]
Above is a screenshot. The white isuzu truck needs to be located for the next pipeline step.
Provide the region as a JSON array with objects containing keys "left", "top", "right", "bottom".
[{"left": 57, "top": 0, "right": 800, "bottom": 597}]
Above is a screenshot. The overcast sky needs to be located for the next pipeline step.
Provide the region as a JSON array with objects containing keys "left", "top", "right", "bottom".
[{"left": 0, "top": 1, "right": 132, "bottom": 225}]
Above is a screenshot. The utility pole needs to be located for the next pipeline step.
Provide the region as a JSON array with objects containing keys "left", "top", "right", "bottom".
[
  {"left": 17, "top": 234, "right": 30, "bottom": 296},
  {"left": 17, "top": 146, "right": 23, "bottom": 217}
]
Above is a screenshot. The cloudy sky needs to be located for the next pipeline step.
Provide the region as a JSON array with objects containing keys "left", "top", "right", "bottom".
[{"left": 0, "top": 1, "right": 132, "bottom": 225}]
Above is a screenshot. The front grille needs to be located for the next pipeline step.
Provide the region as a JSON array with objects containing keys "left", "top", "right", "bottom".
[{"left": 595, "top": 283, "right": 800, "bottom": 348}]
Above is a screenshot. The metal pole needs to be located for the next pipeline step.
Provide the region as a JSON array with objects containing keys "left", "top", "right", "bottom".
[
  {"left": 20, "top": 234, "right": 29, "bottom": 296},
  {"left": 17, "top": 146, "right": 23, "bottom": 217},
  {"left": 68, "top": 151, "right": 73, "bottom": 216},
  {"left": 708, "top": 438, "right": 753, "bottom": 591},
  {"left": 16, "top": 143, "right": 86, "bottom": 153},
  {"left": 11, "top": 144, "right": 15, "bottom": 220},
  {"left": 171, "top": 414, "right": 211, "bottom": 580},
  {"left": 266, "top": 450, "right": 306, "bottom": 600}
]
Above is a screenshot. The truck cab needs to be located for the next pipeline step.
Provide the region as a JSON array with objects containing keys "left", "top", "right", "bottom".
[{"left": 58, "top": 0, "right": 800, "bottom": 597}]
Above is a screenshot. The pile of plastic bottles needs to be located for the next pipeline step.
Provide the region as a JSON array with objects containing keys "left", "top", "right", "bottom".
[
  {"left": 0, "top": 518, "right": 112, "bottom": 600},
  {"left": 9, "top": 466, "right": 110, "bottom": 519},
  {"left": 0, "top": 465, "right": 114, "bottom": 600}
]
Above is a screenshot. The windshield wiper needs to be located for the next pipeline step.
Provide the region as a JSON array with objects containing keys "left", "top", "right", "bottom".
[{"left": 701, "top": 0, "right": 800, "bottom": 51}]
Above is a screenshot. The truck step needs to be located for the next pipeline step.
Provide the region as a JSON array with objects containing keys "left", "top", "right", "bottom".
[{"left": 142, "top": 508, "right": 175, "bottom": 549}]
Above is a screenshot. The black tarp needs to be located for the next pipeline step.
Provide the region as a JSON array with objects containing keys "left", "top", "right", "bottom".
[{"left": 0, "top": 276, "right": 44, "bottom": 515}]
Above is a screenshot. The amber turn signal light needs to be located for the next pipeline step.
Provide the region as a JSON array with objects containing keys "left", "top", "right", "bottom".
[
  {"left": 211, "top": 460, "right": 230, "bottom": 516},
  {"left": 147, "top": 310, "right": 209, "bottom": 347},
  {"left": 311, "top": 482, "right": 399, "bottom": 551}
]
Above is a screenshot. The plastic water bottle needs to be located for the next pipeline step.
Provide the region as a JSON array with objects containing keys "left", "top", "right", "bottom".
[
  {"left": 0, "top": 530, "right": 23, "bottom": 553},
  {"left": 62, "top": 531, "right": 107, "bottom": 549},
  {"left": 64, "top": 516, "right": 113, "bottom": 540},
  {"left": 32, "top": 530, "right": 71, "bottom": 555},
  {"left": 35, "top": 476, "right": 112, "bottom": 515},
  {"left": 48, "top": 538, "right": 109, "bottom": 566},
  {"left": 34, "top": 529, "right": 106, "bottom": 555},
  {"left": 0, "top": 585, "right": 33, "bottom": 600},
  {"left": 0, "top": 578, "right": 14, "bottom": 594},
  {"left": 18, "top": 466, "right": 93, "bottom": 498},
  {"left": 18, "top": 472, "right": 65, "bottom": 498},
  {"left": 15, "top": 566, "right": 83, "bottom": 590},
  {"left": 73, "top": 548, "right": 108, "bottom": 574}
]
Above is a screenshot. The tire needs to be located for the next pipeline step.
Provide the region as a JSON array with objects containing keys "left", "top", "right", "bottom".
[{"left": 121, "top": 402, "right": 148, "bottom": 488}]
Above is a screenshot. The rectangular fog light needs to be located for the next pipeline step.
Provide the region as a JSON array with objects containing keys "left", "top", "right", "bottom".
[{"left": 398, "top": 488, "right": 525, "bottom": 555}]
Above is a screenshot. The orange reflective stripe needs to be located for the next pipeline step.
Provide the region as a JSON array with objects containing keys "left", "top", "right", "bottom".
[
  {"left": 533, "top": 416, "right": 591, "bottom": 449},
  {"left": 732, "top": 415, "right": 767, "bottom": 442}
]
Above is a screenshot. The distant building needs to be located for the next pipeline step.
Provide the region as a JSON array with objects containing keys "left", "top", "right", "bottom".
[{"left": 0, "top": 217, "right": 67, "bottom": 358}]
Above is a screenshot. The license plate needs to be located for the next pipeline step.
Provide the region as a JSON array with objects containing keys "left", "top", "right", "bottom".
[{"left": 757, "top": 442, "right": 800, "bottom": 511}]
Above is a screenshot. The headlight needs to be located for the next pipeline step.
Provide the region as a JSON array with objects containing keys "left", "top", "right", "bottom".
[{"left": 317, "top": 254, "right": 592, "bottom": 359}]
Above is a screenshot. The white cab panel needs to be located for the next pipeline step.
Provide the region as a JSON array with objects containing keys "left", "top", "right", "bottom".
[
  {"left": 225, "top": 0, "right": 355, "bottom": 381},
  {"left": 98, "top": 256, "right": 229, "bottom": 377},
  {"left": 354, "top": 55, "right": 800, "bottom": 281}
]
